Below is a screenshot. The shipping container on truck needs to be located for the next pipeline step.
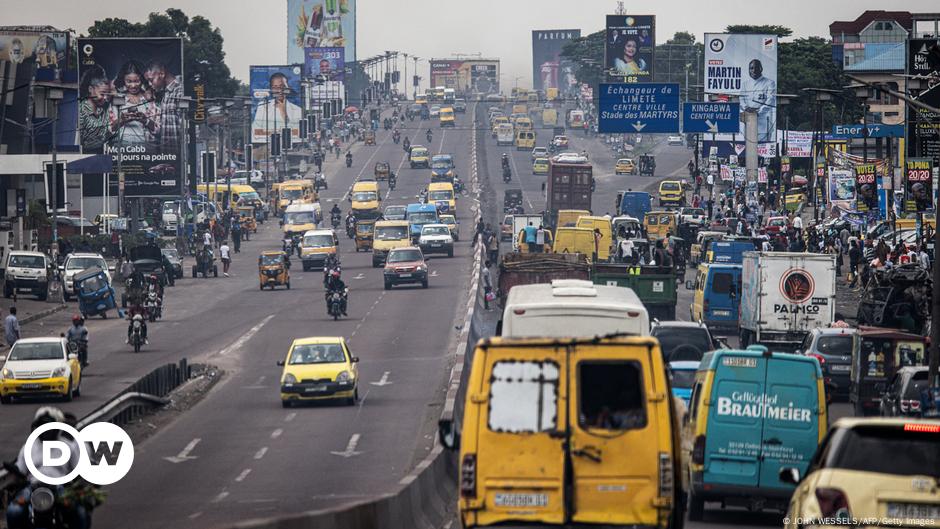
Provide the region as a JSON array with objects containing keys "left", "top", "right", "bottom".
[
  {"left": 496, "top": 252, "right": 591, "bottom": 307},
  {"left": 547, "top": 159, "right": 593, "bottom": 227},
  {"left": 739, "top": 251, "right": 836, "bottom": 351},
  {"left": 593, "top": 263, "right": 678, "bottom": 320}
]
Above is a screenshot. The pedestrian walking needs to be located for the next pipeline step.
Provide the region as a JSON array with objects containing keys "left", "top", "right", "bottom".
[
  {"left": 488, "top": 232, "right": 499, "bottom": 264},
  {"left": 482, "top": 261, "right": 493, "bottom": 310},
  {"left": 231, "top": 219, "right": 242, "bottom": 254},
  {"left": 4, "top": 307, "right": 20, "bottom": 347},
  {"left": 474, "top": 217, "right": 485, "bottom": 245},
  {"left": 220, "top": 241, "right": 232, "bottom": 276},
  {"left": 535, "top": 225, "right": 546, "bottom": 253}
]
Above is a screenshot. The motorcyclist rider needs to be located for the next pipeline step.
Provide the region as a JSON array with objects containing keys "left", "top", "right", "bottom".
[
  {"left": 5, "top": 407, "right": 91, "bottom": 529},
  {"left": 345, "top": 151, "right": 353, "bottom": 165},
  {"left": 403, "top": 137, "right": 411, "bottom": 152},
  {"left": 330, "top": 204, "right": 342, "bottom": 226},
  {"left": 388, "top": 171, "right": 397, "bottom": 190},
  {"left": 426, "top": 128, "right": 433, "bottom": 142},
  {"left": 325, "top": 270, "right": 348, "bottom": 316},
  {"left": 501, "top": 153, "right": 510, "bottom": 169},
  {"left": 66, "top": 315, "right": 89, "bottom": 367},
  {"left": 126, "top": 308, "right": 148, "bottom": 344}
]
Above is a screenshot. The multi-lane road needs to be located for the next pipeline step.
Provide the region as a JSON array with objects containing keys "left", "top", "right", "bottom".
[{"left": 2, "top": 106, "right": 481, "bottom": 528}]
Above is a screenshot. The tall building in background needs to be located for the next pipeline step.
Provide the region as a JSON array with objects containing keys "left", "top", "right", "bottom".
[{"left": 531, "top": 29, "right": 580, "bottom": 95}]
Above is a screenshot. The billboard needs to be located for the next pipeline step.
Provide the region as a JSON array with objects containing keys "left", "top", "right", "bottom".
[
  {"left": 77, "top": 38, "right": 184, "bottom": 198},
  {"left": 705, "top": 34, "right": 778, "bottom": 143},
  {"left": 854, "top": 163, "right": 879, "bottom": 214},
  {"left": 907, "top": 39, "right": 940, "bottom": 167},
  {"left": 429, "top": 59, "right": 500, "bottom": 93},
  {"left": 0, "top": 30, "right": 69, "bottom": 78},
  {"left": 904, "top": 158, "right": 933, "bottom": 212},
  {"left": 288, "top": 0, "right": 356, "bottom": 65},
  {"left": 249, "top": 65, "right": 304, "bottom": 144},
  {"left": 531, "top": 29, "right": 581, "bottom": 94},
  {"left": 304, "top": 46, "right": 345, "bottom": 81},
  {"left": 605, "top": 15, "right": 655, "bottom": 82}
]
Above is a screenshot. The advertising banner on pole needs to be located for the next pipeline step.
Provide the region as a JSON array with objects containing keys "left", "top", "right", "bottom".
[
  {"left": 304, "top": 47, "right": 345, "bottom": 81},
  {"left": 605, "top": 15, "right": 654, "bottom": 83},
  {"left": 904, "top": 158, "right": 934, "bottom": 212},
  {"left": 854, "top": 163, "right": 879, "bottom": 214},
  {"left": 907, "top": 39, "right": 940, "bottom": 167},
  {"left": 249, "top": 65, "right": 304, "bottom": 144},
  {"left": 784, "top": 131, "right": 814, "bottom": 157},
  {"left": 598, "top": 83, "right": 680, "bottom": 134},
  {"left": 77, "top": 38, "right": 184, "bottom": 198},
  {"left": 0, "top": 30, "right": 69, "bottom": 78},
  {"left": 429, "top": 59, "right": 499, "bottom": 93},
  {"left": 828, "top": 168, "right": 856, "bottom": 213},
  {"left": 287, "top": 0, "right": 356, "bottom": 65},
  {"left": 704, "top": 33, "right": 777, "bottom": 143},
  {"left": 531, "top": 29, "right": 581, "bottom": 94}
]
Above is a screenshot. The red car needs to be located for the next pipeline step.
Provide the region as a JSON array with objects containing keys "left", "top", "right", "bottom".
[
  {"left": 764, "top": 216, "right": 789, "bottom": 234},
  {"left": 383, "top": 247, "right": 429, "bottom": 290}
]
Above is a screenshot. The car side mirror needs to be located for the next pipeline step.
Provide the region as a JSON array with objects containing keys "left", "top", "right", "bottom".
[
  {"left": 276, "top": 360, "right": 285, "bottom": 366},
  {"left": 779, "top": 467, "right": 800, "bottom": 485},
  {"left": 685, "top": 280, "right": 694, "bottom": 290},
  {"left": 68, "top": 354, "right": 78, "bottom": 361},
  {"left": 438, "top": 418, "right": 460, "bottom": 450},
  {"left": 351, "top": 356, "right": 360, "bottom": 363},
  {"left": 0, "top": 355, "right": 6, "bottom": 362}
]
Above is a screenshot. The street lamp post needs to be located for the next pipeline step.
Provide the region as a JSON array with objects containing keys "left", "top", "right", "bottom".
[
  {"left": 111, "top": 94, "right": 126, "bottom": 220},
  {"left": 48, "top": 88, "right": 63, "bottom": 261}
]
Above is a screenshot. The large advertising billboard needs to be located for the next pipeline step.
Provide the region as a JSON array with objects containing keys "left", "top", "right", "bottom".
[
  {"left": 532, "top": 29, "right": 580, "bottom": 93},
  {"left": 288, "top": 0, "right": 356, "bottom": 65},
  {"left": 304, "top": 46, "right": 345, "bottom": 81},
  {"left": 907, "top": 39, "right": 940, "bottom": 167},
  {"left": 77, "top": 38, "right": 184, "bottom": 198},
  {"left": 0, "top": 30, "right": 69, "bottom": 79},
  {"left": 854, "top": 163, "right": 879, "bottom": 214},
  {"left": 249, "top": 65, "right": 304, "bottom": 144},
  {"left": 705, "top": 34, "right": 778, "bottom": 143},
  {"left": 605, "top": 15, "right": 655, "bottom": 83},
  {"left": 429, "top": 59, "right": 500, "bottom": 93}
]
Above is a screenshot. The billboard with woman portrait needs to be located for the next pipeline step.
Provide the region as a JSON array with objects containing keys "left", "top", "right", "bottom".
[
  {"left": 605, "top": 15, "right": 655, "bottom": 83},
  {"left": 77, "top": 38, "right": 184, "bottom": 198}
]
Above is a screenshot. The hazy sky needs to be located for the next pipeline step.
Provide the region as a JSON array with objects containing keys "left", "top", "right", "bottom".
[{"left": 4, "top": 0, "right": 939, "bottom": 91}]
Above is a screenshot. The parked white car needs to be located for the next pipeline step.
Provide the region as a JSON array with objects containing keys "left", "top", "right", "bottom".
[
  {"left": 61, "top": 253, "right": 110, "bottom": 301},
  {"left": 418, "top": 224, "right": 454, "bottom": 257}
]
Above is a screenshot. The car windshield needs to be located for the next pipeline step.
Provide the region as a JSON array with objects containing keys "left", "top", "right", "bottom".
[
  {"left": 239, "top": 192, "right": 261, "bottom": 201},
  {"left": 670, "top": 369, "right": 696, "bottom": 389},
  {"left": 770, "top": 218, "right": 788, "bottom": 226},
  {"left": 904, "top": 372, "right": 930, "bottom": 399},
  {"left": 441, "top": 217, "right": 456, "bottom": 226},
  {"left": 353, "top": 191, "right": 377, "bottom": 202},
  {"left": 66, "top": 257, "right": 106, "bottom": 270},
  {"left": 817, "top": 335, "right": 854, "bottom": 356},
  {"left": 162, "top": 249, "right": 179, "bottom": 259},
  {"left": 652, "top": 328, "right": 712, "bottom": 362},
  {"left": 388, "top": 250, "right": 422, "bottom": 263},
  {"left": 284, "top": 211, "right": 315, "bottom": 225},
  {"left": 412, "top": 149, "right": 428, "bottom": 157},
  {"left": 685, "top": 209, "right": 705, "bottom": 216},
  {"left": 831, "top": 426, "right": 940, "bottom": 477},
  {"left": 661, "top": 182, "right": 680, "bottom": 191},
  {"left": 288, "top": 343, "right": 346, "bottom": 365},
  {"left": 423, "top": 226, "right": 450, "bottom": 236},
  {"left": 9, "top": 255, "right": 44, "bottom": 268},
  {"left": 8, "top": 342, "right": 63, "bottom": 361},
  {"left": 78, "top": 275, "right": 106, "bottom": 293},
  {"left": 375, "top": 226, "right": 408, "bottom": 240},
  {"left": 303, "top": 234, "right": 334, "bottom": 247},
  {"left": 162, "top": 203, "right": 177, "bottom": 213},
  {"left": 429, "top": 191, "right": 452, "bottom": 200},
  {"left": 281, "top": 189, "right": 304, "bottom": 200},
  {"left": 260, "top": 254, "right": 283, "bottom": 266},
  {"left": 409, "top": 212, "right": 437, "bottom": 224}
]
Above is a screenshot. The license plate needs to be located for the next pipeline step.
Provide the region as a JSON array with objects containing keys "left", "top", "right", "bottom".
[
  {"left": 20, "top": 384, "right": 41, "bottom": 389},
  {"left": 494, "top": 493, "right": 548, "bottom": 508},
  {"left": 712, "top": 310, "right": 731, "bottom": 316},
  {"left": 304, "top": 386, "right": 328, "bottom": 393},
  {"left": 399, "top": 273, "right": 412, "bottom": 278},
  {"left": 886, "top": 502, "right": 940, "bottom": 521},
  {"left": 431, "top": 243, "right": 442, "bottom": 247},
  {"left": 830, "top": 364, "right": 851, "bottom": 372}
]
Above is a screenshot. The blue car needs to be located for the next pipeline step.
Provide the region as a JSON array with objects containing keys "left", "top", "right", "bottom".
[
  {"left": 74, "top": 267, "right": 121, "bottom": 319},
  {"left": 668, "top": 360, "right": 699, "bottom": 406}
]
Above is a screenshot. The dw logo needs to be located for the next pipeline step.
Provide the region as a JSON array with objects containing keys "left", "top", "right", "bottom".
[{"left": 24, "top": 422, "right": 134, "bottom": 486}]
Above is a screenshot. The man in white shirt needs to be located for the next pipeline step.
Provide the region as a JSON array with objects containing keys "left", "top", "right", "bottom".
[
  {"left": 219, "top": 242, "right": 231, "bottom": 277},
  {"left": 792, "top": 215, "right": 803, "bottom": 231},
  {"left": 251, "top": 72, "right": 303, "bottom": 143},
  {"left": 741, "top": 59, "right": 776, "bottom": 142}
]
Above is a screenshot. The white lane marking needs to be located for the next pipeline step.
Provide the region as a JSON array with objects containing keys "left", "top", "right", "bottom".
[
  {"left": 244, "top": 375, "right": 266, "bottom": 389},
  {"left": 506, "top": 147, "right": 534, "bottom": 210},
  {"left": 164, "top": 438, "right": 201, "bottom": 463},
  {"left": 430, "top": 270, "right": 439, "bottom": 277},
  {"left": 188, "top": 512, "right": 203, "bottom": 520},
  {"left": 330, "top": 433, "right": 363, "bottom": 458},
  {"left": 254, "top": 447, "right": 268, "bottom": 460},
  {"left": 212, "top": 491, "right": 229, "bottom": 503},
  {"left": 370, "top": 371, "right": 392, "bottom": 386},
  {"left": 284, "top": 412, "right": 296, "bottom": 423},
  {"left": 235, "top": 468, "right": 252, "bottom": 482},
  {"left": 217, "top": 315, "right": 275, "bottom": 357},
  {"left": 353, "top": 273, "right": 365, "bottom": 280},
  {"left": 270, "top": 428, "right": 283, "bottom": 439}
]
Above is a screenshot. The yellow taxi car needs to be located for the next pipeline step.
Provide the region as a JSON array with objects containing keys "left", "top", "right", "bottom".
[
  {"left": 615, "top": 158, "right": 637, "bottom": 175},
  {"left": 1, "top": 337, "right": 82, "bottom": 403},
  {"left": 299, "top": 229, "right": 338, "bottom": 271},
  {"left": 658, "top": 179, "right": 686, "bottom": 207},
  {"left": 409, "top": 146, "right": 430, "bottom": 168},
  {"left": 277, "top": 337, "right": 359, "bottom": 407},
  {"left": 439, "top": 106, "right": 455, "bottom": 128},
  {"left": 532, "top": 157, "right": 549, "bottom": 175},
  {"left": 427, "top": 182, "right": 456, "bottom": 214},
  {"left": 439, "top": 214, "right": 460, "bottom": 241},
  {"left": 781, "top": 417, "right": 940, "bottom": 528}
]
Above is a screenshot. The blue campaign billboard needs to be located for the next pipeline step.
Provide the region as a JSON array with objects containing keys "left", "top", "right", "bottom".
[
  {"left": 830, "top": 123, "right": 904, "bottom": 139},
  {"left": 683, "top": 102, "right": 740, "bottom": 133},
  {"left": 249, "top": 65, "right": 304, "bottom": 144},
  {"left": 598, "top": 83, "right": 680, "bottom": 133}
]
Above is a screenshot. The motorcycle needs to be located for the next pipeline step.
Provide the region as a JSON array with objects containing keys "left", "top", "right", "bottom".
[
  {"left": 68, "top": 337, "right": 88, "bottom": 368},
  {"left": 388, "top": 175, "right": 397, "bottom": 191},
  {"left": 314, "top": 173, "right": 328, "bottom": 191},
  {"left": 2, "top": 461, "right": 93, "bottom": 529},
  {"left": 327, "top": 288, "right": 348, "bottom": 320},
  {"left": 129, "top": 314, "right": 145, "bottom": 353},
  {"left": 331, "top": 213, "right": 342, "bottom": 229},
  {"left": 282, "top": 237, "right": 295, "bottom": 254},
  {"left": 323, "top": 265, "right": 341, "bottom": 288},
  {"left": 144, "top": 289, "right": 161, "bottom": 322},
  {"left": 426, "top": 131, "right": 433, "bottom": 143},
  {"left": 503, "top": 166, "right": 512, "bottom": 183},
  {"left": 392, "top": 131, "right": 401, "bottom": 144},
  {"left": 345, "top": 154, "right": 353, "bottom": 168}
]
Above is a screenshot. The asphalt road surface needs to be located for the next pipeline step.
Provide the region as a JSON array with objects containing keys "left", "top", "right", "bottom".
[{"left": 2, "top": 106, "right": 480, "bottom": 529}]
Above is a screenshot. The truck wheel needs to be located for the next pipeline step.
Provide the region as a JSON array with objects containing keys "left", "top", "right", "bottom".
[
  {"left": 37, "top": 289, "right": 47, "bottom": 301},
  {"left": 448, "top": 248, "right": 454, "bottom": 258},
  {"left": 687, "top": 490, "right": 705, "bottom": 521},
  {"left": 384, "top": 281, "right": 392, "bottom": 290}
]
